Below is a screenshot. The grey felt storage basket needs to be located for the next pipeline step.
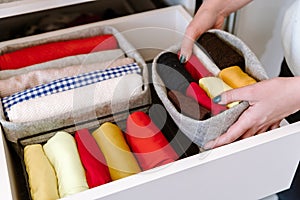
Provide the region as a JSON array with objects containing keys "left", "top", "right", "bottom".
[
  {"left": 152, "top": 29, "right": 269, "bottom": 147},
  {"left": 0, "top": 25, "right": 151, "bottom": 147}
]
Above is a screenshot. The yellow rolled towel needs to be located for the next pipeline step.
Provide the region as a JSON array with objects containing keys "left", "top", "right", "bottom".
[
  {"left": 92, "top": 122, "right": 141, "bottom": 181},
  {"left": 43, "top": 131, "right": 88, "bottom": 198},
  {"left": 24, "top": 144, "right": 59, "bottom": 200},
  {"left": 218, "top": 66, "right": 257, "bottom": 88},
  {"left": 199, "top": 77, "right": 239, "bottom": 108}
]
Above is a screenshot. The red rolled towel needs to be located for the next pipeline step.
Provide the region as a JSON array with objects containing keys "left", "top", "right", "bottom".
[
  {"left": 74, "top": 129, "right": 111, "bottom": 188},
  {"left": 126, "top": 111, "right": 178, "bottom": 171},
  {"left": 186, "top": 82, "right": 227, "bottom": 115},
  {"left": 178, "top": 51, "right": 213, "bottom": 80},
  {"left": 0, "top": 34, "right": 118, "bottom": 70}
]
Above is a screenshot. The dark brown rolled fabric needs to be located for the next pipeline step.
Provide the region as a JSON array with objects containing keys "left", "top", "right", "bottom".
[
  {"left": 198, "top": 32, "right": 245, "bottom": 71},
  {"left": 167, "top": 90, "right": 210, "bottom": 120}
]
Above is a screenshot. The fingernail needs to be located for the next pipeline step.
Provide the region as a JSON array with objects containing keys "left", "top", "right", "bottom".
[
  {"left": 213, "top": 95, "right": 221, "bottom": 103},
  {"left": 179, "top": 55, "right": 186, "bottom": 63},
  {"left": 204, "top": 141, "right": 214, "bottom": 150}
]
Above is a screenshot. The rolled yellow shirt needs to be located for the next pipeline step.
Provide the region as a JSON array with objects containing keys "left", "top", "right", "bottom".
[
  {"left": 24, "top": 144, "right": 59, "bottom": 200},
  {"left": 92, "top": 122, "right": 141, "bottom": 181},
  {"left": 218, "top": 66, "right": 257, "bottom": 88},
  {"left": 43, "top": 131, "right": 88, "bottom": 198},
  {"left": 199, "top": 77, "right": 239, "bottom": 108}
]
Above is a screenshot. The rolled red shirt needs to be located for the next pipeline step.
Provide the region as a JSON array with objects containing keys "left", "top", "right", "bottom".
[
  {"left": 74, "top": 129, "right": 111, "bottom": 188},
  {"left": 0, "top": 34, "right": 118, "bottom": 70},
  {"left": 125, "top": 111, "right": 178, "bottom": 171}
]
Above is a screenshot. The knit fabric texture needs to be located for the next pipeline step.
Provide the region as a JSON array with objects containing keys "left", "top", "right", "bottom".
[
  {"left": 3, "top": 63, "right": 141, "bottom": 114},
  {"left": 198, "top": 32, "right": 245, "bottom": 71}
]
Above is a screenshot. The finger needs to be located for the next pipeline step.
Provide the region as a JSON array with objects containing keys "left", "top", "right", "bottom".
[
  {"left": 240, "top": 126, "right": 268, "bottom": 139},
  {"left": 213, "top": 84, "right": 257, "bottom": 105},
  {"left": 205, "top": 111, "right": 253, "bottom": 149},
  {"left": 269, "top": 121, "right": 281, "bottom": 130},
  {"left": 180, "top": 35, "right": 194, "bottom": 63},
  {"left": 180, "top": 9, "right": 219, "bottom": 62}
]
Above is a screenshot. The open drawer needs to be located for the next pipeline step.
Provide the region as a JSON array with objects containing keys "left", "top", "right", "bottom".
[{"left": 0, "top": 5, "right": 299, "bottom": 200}]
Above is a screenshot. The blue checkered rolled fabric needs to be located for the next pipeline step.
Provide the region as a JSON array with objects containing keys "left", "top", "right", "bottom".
[{"left": 2, "top": 63, "right": 141, "bottom": 112}]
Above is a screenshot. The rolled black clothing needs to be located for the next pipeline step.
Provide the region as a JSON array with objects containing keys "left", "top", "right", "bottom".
[
  {"left": 197, "top": 32, "right": 245, "bottom": 71},
  {"left": 156, "top": 52, "right": 194, "bottom": 94}
]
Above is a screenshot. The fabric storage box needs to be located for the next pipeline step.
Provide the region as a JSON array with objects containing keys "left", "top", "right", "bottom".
[
  {"left": 1, "top": 5, "right": 300, "bottom": 200},
  {"left": 152, "top": 29, "right": 269, "bottom": 147},
  {"left": 15, "top": 109, "right": 200, "bottom": 200},
  {"left": 0, "top": 25, "right": 151, "bottom": 150}
]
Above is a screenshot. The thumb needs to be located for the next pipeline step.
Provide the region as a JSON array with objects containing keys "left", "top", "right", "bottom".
[{"left": 213, "top": 86, "right": 254, "bottom": 105}]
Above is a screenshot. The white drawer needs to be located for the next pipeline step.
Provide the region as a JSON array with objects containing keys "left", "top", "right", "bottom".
[{"left": 0, "top": 5, "right": 299, "bottom": 200}]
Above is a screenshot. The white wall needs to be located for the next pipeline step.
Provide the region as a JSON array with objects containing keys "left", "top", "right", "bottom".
[{"left": 234, "top": 0, "right": 294, "bottom": 77}]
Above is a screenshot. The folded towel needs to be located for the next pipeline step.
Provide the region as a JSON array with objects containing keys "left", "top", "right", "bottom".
[
  {"left": 0, "top": 57, "right": 134, "bottom": 97},
  {"left": 218, "top": 66, "right": 257, "bottom": 88},
  {"left": 74, "top": 129, "right": 111, "bottom": 188},
  {"left": 125, "top": 111, "right": 178, "bottom": 171},
  {"left": 168, "top": 90, "right": 210, "bottom": 120},
  {"left": 24, "top": 144, "right": 59, "bottom": 200},
  {"left": 0, "top": 34, "right": 118, "bottom": 70},
  {"left": 3, "top": 63, "right": 141, "bottom": 113},
  {"left": 43, "top": 131, "right": 88, "bottom": 198},
  {"left": 92, "top": 122, "right": 141, "bottom": 181},
  {"left": 198, "top": 32, "right": 245, "bottom": 71},
  {"left": 7, "top": 73, "right": 143, "bottom": 122},
  {"left": 199, "top": 77, "right": 239, "bottom": 108}
]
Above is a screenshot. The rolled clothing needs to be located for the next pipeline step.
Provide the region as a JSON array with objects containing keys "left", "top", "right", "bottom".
[
  {"left": 24, "top": 144, "right": 59, "bottom": 200},
  {"left": 0, "top": 57, "right": 134, "bottom": 97},
  {"left": 6, "top": 73, "right": 143, "bottom": 122},
  {"left": 156, "top": 52, "right": 194, "bottom": 94},
  {"left": 0, "top": 49, "right": 125, "bottom": 80},
  {"left": 180, "top": 52, "right": 213, "bottom": 80},
  {"left": 199, "top": 77, "right": 239, "bottom": 108},
  {"left": 198, "top": 32, "right": 245, "bottom": 71},
  {"left": 155, "top": 52, "right": 225, "bottom": 114},
  {"left": 0, "top": 34, "right": 118, "bottom": 70},
  {"left": 43, "top": 131, "right": 88, "bottom": 198},
  {"left": 74, "top": 129, "right": 111, "bottom": 188},
  {"left": 218, "top": 66, "right": 257, "bottom": 88},
  {"left": 3, "top": 63, "right": 141, "bottom": 115},
  {"left": 186, "top": 82, "right": 227, "bottom": 115},
  {"left": 92, "top": 122, "right": 141, "bottom": 181},
  {"left": 168, "top": 90, "right": 211, "bottom": 120},
  {"left": 125, "top": 111, "right": 178, "bottom": 171}
]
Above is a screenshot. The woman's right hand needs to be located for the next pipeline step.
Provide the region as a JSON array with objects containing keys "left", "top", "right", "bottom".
[{"left": 180, "top": 0, "right": 253, "bottom": 63}]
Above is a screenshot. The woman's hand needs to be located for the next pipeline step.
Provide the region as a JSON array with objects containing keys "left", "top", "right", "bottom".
[
  {"left": 204, "top": 77, "right": 300, "bottom": 149},
  {"left": 180, "top": 0, "right": 253, "bottom": 63}
]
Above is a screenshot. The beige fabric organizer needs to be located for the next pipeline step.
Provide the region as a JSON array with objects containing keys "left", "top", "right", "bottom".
[
  {"left": 0, "top": 25, "right": 151, "bottom": 147},
  {"left": 152, "top": 29, "right": 269, "bottom": 147}
]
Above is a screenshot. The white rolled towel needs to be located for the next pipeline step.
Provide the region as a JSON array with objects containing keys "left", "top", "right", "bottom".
[{"left": 43, "top": 131, "right": 88, "bottom": 198}]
